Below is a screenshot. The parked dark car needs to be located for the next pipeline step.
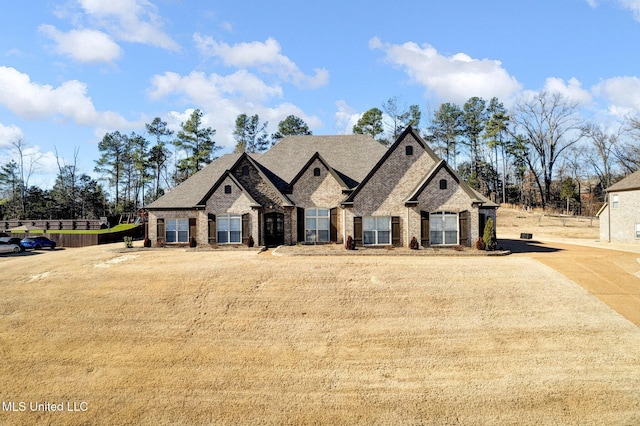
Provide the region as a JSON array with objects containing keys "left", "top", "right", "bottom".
[
  {"left": 0, "top": 237, "right": 26, "bottom": 251},
  {"left": 20, "top": 236, "right": 57, "bottom": 250}
]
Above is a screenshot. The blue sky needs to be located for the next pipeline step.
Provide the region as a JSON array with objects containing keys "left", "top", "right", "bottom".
[{"left": 1, "top": 0, "right": 640, "bottom": 188}]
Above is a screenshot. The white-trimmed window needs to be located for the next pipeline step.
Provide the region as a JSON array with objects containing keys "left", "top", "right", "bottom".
[
  {"left": 636, "top": 223, "right": 640, "bottom": 239},
  {"left": 363, "top": 217, "right": 391, "bottom": 245},
  {"left": 305, "top": 208, "right": 330, "bottom": 242},
  {"left": 166, "top": 219, "right": 189, "bottom": 243},
  {"left": 612, "top": 194, "right": 619, "bottom": 208},
  {"left": 217, "top": 214, "right": 242, "bottom": 243},
  {"left": 430, "top": 212, "right": 458, "bottom": 245}
]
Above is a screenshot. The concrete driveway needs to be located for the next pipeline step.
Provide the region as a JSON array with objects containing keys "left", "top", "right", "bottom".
[{"left": 501, "top": 238, "right": 640, "bottom": 327}]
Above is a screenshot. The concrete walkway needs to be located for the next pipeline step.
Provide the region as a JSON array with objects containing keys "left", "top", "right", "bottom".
[{"left": 500, "top": 237, "right": 640, "bottom": 327}]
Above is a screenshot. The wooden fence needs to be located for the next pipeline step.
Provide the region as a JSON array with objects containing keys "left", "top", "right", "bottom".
[
  {"left": 8, "top": 226, "right": 144, "bottom": 248},
  {"left": 0, "top": 219, "right": 103, "bottom": 232}
]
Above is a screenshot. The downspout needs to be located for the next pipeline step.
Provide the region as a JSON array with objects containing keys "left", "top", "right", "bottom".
[
  {"left": 607, "top": 192, "right": 611, "bottom": 243},
  {"left": 343, "top": 206, "right": 347, "bottom": 245},
  {"left": 406, "top": 207, "right": 410, "bottom": 248}
]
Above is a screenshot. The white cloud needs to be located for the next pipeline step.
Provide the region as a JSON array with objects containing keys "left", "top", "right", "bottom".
[
  {"left": 334, "top": 100, "right": 360, "bottom": 134},
  {"left": 0, "top": 66, "right": 130, "bottom": 128},
  {"left": 369, "top": 37, "right": 522, "bottom": 104},
  {"left": 543, "top": 77, "right": 593, "bottom": 105},
  {"left": 39, "top": 25, "right": 122, "bottom": 63},
  {"left": 76, "top": 0, "right": 180, "bottom": 51},
  {"left": 193, "top": 34, "right": 329, "bottom": 89},
  {"left": 593, "top": 76, "right": 640, "bottom": 115},
  {"left": 149, "top": 72, "right": 321, "bottom": 150},
  {"left": 585, "top": 0, "right": 599, "bottom": 8},
  {"left": 0, "top": 123, "right": 24, "bottom": 149},
  {"left": 617, "top": 0, "right": 640, "bottom": 20},
  {"left": 148, "top": 70, "right": 283, "bottom": 105}
]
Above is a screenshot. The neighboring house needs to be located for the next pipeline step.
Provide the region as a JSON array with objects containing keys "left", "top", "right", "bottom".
[
  {"left": 146, "top": 127, "right": 498, "bottom": 248},
  {"left": 598, "top": 170, "right": 640, "bottom": 243}
]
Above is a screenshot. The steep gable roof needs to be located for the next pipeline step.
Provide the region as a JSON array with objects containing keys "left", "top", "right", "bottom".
[
  {"left": 287, "top": 152, "right": 348, "bottom": 191},
  {"left": 404, "top": 160, "right": 498, "bottom": 208},
  {"left": 228, "top": 153, "right": 294, "bottom": 207},
  {"left": 343, "top": 126, "right": 438, "bottom": 204},
  {"left": 405, "top": 160, "right": 479, "bottom": 204},
  {"left": 606, "top": 169, "right": 640, "bottom": 192},
  {"left": 146, "top": 153, "right": 242, "bottom": 209},
  {"left": 258, "top": 134, "right": 386, "bottom": 188},
  {"left": 198, "top": 170, "right": 261, "bottom": 208}
]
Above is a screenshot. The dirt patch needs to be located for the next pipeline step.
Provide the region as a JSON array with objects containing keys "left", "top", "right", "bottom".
[{"left": 1, "top": 239, "right": 640, "bottom": 424}]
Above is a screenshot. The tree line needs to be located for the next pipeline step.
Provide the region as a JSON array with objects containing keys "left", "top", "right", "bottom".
[
  {"left": 0, "top": 111, "right": 312, "bottom": 220},
  {"left": 1, "top": 93, "right": 639, "bottom": 221},
  {"left": 353, "top": 93, "right": 640, "bottom": 214}
]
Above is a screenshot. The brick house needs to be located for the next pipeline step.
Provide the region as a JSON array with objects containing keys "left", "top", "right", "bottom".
[
  {"left": 146, "top": 127, "right": 498, "bottom": 248},
  {"left": 598, "top": 170, "right": 640, "bottom": 243}
]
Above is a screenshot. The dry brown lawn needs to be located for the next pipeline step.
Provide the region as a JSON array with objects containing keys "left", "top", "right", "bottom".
[{"left": 1, "top": 209, "right": 640, "bottom": 425}]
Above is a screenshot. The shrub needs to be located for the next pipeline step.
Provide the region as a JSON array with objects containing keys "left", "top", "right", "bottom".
[
  {"left": 143, "top": 237, "right": 151, "bottom": 248},
  {"left": 409, "top": 236, "right": 419, "bottom": 250},
  {"left": 345, "top": 235, "right": 356, "bottom": 250},
  {"left": 453, "top": 245, "right": 464, "bottom": 251},
  {"left": 475, "top": 237, "right": 485, "bottom": 251},
  {"left": 157, "top": 239, "right": 166, "bottom": 248},
  {"left": 483, "top": 218, "right": 497, "bottom": 251},
  {"left": 248, "top": 236, "right": 254, "bottom": 247},
  {"left": 124, "top": 236, "right": 133, "bottom": 248},
  {"left": 189, "top": 236, "right": 197, "bottom": 248}
]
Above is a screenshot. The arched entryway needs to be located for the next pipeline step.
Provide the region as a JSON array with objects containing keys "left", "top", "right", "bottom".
[{"left": 264, "top": 212, "right": 284, "bottom": 246}]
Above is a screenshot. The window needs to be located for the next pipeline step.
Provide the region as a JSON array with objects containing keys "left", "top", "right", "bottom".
[
  {"left": 439, "top": 179, "right": 447, "bottom": 190},
  {"left": 313, "top": 167, "right": 321, "bottom": 176},
  {"left": 363, "top": 216, "right": 391, "bottom": 245},
  {"left": 305, "top": 208, "right": 330, "bottom": 242},
  {"left": 430, "top": 212, "right": 458, "bottom": 245},
  {"left": 224, "top": 185, "right": 232, "bottom": 194},
  {"left": 166, "top": 219, "right": 189, "bottom": 243},
  {"left": 405, "top": 145, "right": 413, "bottom": 155},
  {"left": 217, "top": 214, "right": 242, "bottom": 243},
  {"left": 612, "top": 194, "right": 619, "bottom": 208}
]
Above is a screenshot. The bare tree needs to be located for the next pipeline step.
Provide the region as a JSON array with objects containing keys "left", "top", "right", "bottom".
[
  {"left": 581, "top": 122, "right": 626, "bottom": 190},
  {"left": 512, "top": 92, "right": 583, "bottom": 209},
  {"left": 11, "top": 138, "right": 41, "bottom": 217}
]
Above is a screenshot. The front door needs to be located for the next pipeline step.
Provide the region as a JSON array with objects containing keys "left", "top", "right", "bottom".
[{"left": 264, "top": 212, "right": 284, "bottom": 246}]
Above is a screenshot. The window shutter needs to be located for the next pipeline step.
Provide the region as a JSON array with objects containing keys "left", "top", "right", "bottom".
[
  {"left": 297, "top": 208, "right": 305, "bottom": 242},
  {"left": 391, "top": 216, "right": 401, "bottom": 247},
  {"left": 156, "top": 218, "right": 165, "bottom": 243},
  {"left": 242, "top": 213, "right": 250, "bottom": 246},
  {"left": 459, "top": 211, "right": 470, "bottom": 247},
  {"left": 420, "top": 212, "right": 430, "bottom": 247},
  {"left": 189, "top": 218, "right": 197, "bottom": 243},
  {"left": 208, "top": 214, "right": 216, "bottom": 244},
  {"left": 353, "top": 217, "right": 362, "bottom": 246},
  {"left": 330, "top": 208, "right": 338, "bottom": 242}
]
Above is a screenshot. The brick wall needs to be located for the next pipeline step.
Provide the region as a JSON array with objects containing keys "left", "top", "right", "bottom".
[{"left": 290, "top": 157, "right": 346, "bottom": 243}]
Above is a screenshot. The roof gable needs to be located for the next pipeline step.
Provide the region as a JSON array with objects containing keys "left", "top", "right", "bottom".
[
  {"left": 146, "top": 153, "right": 242, "bottom": 209},
  {"left": 258, "top": 134, "right": 386, "bottom": 187},
  {"left": 405, "top": 160, "right": 484, "bottom": 205},
  {"left": 343, "top": 126, "right": 438, "bottom": 204},
  {"left": 287, "top": 152, "right": 348, "bottom": 191},
  {"left": 199, "top": 170, "right": 261, "bottom": 208},
  {"left": 225, "top": 153, "right": 294, "bottom": 207}
]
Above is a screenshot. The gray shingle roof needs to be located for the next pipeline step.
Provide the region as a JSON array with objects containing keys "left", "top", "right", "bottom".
[
  {"left": 258, "top": 134, "right": 387, "bottom": 186},
  {"left": 606, "top": 170, "right": 640, "bottom": 192},
  {"left": 146, "top": 153, "right": 242, "bottom": 209},
  {"left": 146, "top": 134, "right": 387, "bottom": 209}
]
